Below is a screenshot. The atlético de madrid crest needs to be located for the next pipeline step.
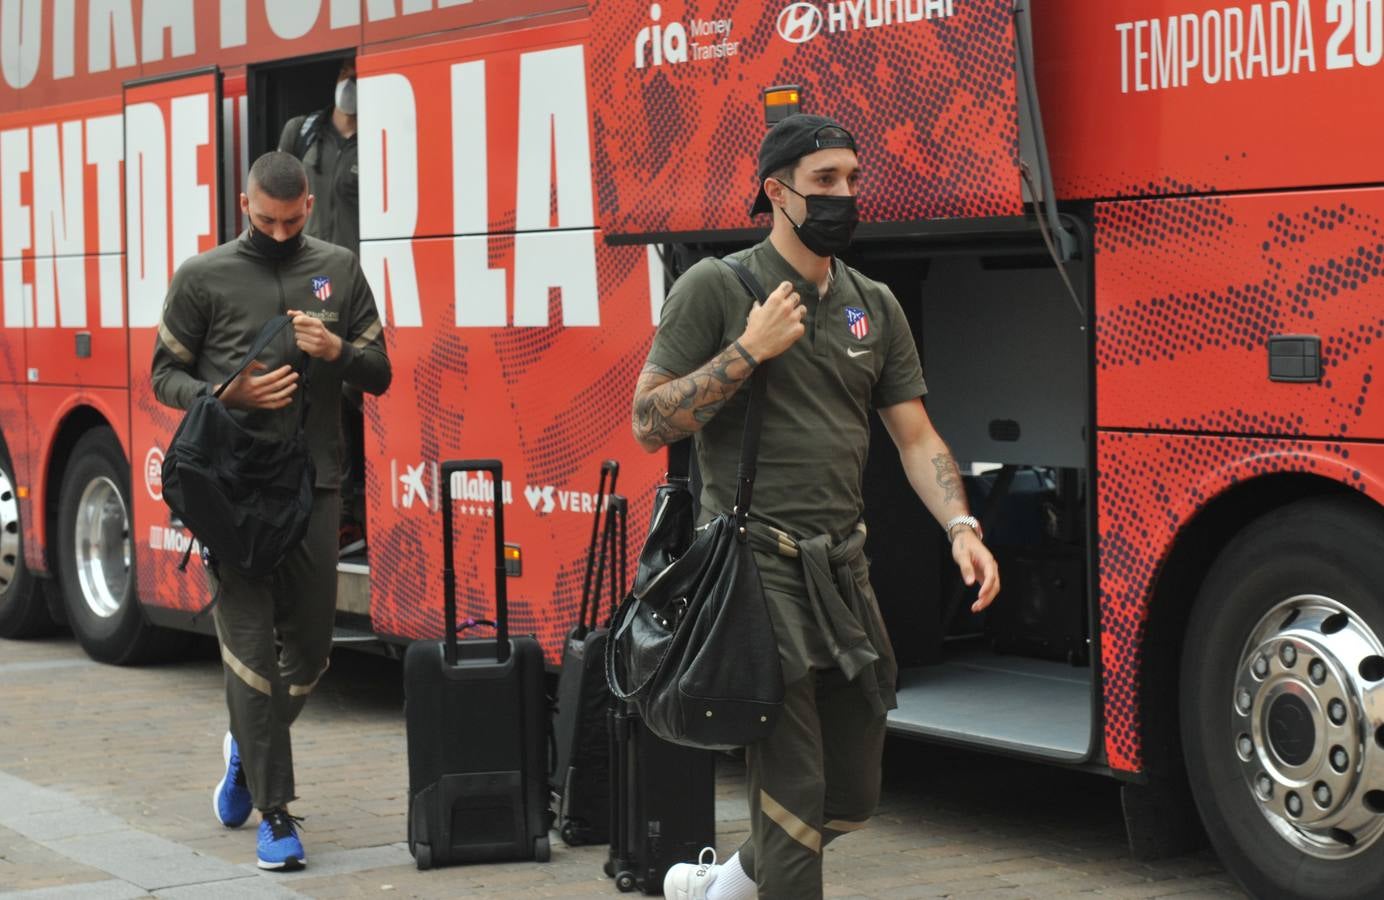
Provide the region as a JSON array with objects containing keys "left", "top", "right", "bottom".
[
  {"left": 311, "top": 276, "right": 332, "bottom": 302},
  {"left": 845, "top": 306, "right": 869, "bottom": 340}
]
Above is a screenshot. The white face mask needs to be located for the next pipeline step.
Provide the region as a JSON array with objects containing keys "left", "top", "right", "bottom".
[{"left": 335, "top": 78, "right": 357, "bottom": 116}]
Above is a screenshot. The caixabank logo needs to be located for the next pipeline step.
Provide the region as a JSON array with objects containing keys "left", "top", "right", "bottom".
[
  {"left": 776, "top": 0, "right": 957, "bottom": 44},
  {"left": 634, "top": 3, "right": 740, "bottom": 68}
]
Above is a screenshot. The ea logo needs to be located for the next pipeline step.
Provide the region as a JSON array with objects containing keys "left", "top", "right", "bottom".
[
  {"left": 777, "top": 2, "right": 823, "bottom": 44},
  {"left": 144, "top": 447, "right": 164, "bottom": 501}
]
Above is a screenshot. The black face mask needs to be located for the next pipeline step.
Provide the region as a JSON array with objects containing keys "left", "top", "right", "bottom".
[
  {"left": 248, "top": 222, "right": 302, "bottom": 261},
  {"left": 779, "top": 182, "right": 860, "bottom": 257}
]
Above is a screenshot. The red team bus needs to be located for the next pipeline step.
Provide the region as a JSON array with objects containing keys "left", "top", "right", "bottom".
[{"left": 0, "top": 1, "right": 1381, "bottom": 896}]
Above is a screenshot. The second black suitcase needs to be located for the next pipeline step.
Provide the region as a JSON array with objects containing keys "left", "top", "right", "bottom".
[
  {"left": 605, "top": 701, "right": 716, "bottom": 894},
  {"left": 404, "top": 458, "right": 552, "bottom": 869},
  {"left": 552, "top": 460, "right": 626, "bottom": 846}
]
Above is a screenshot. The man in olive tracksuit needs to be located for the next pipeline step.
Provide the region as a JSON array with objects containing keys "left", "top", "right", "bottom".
[
  {"left": 633, "top": 116, "right": 1000, "bottom": 900},
  {"left": 151, "top": 151, "right": 390, "bottom": 871}
]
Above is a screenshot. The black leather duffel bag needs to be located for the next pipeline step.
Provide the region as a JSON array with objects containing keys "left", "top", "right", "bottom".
[
  {"left": 606, "top": 258, "right": 784, "bottom": 750},
  {"left": 161, "top": 315, "right": 315, "bottom": 578}
]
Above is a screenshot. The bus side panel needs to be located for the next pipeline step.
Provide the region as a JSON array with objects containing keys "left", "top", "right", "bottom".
[
  {"left": 1, "top": 97, "right": 129, "bottom": 390},
  {"left": 1036, "top": 0, "right": 1384, "bottom": 200},
  {"left": 1096, "top": 190, "right": 1384, "bottom": 442},
  {"left": 23, "top": 386, "right": 131, "bottom": 575},
  {"left": 361, "top": 0, "right": 580, "bottom": 45},
  {"left": 359, "top": 24, "right": 666, "bottom": 664},
  {"left": 587, "top": 0, "right": 1024, "bottom": 238},
  {"left": 125, "top": 74, "right": 221, "bottom": 614},
  {"left": 1097, "top": 433, "right": 1384, "bottom": 774}
]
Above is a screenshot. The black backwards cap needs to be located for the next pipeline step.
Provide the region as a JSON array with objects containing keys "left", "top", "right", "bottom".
[{"left": 750, "top": 113, "right": 857, "bottom": 216}]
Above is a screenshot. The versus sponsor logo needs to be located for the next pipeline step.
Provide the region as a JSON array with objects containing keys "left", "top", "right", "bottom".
[
  {"left": 635, "top": 3, "right": 739, "bottom": 69},
  {"left": 776, "top": 0, "right": 956, "bottom": 44},
  {"left": 524, "top": 484, "right": 617, "bottom": 516}
]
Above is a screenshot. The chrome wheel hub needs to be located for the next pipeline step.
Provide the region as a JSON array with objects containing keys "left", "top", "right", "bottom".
[
  {"left": 73, "top": 476, "right": 130, "bottom": 619},
  {"left": 0, "top": 466, "right": 20, "bottom": 596},
  {"left": 1233, "top": 595, "right": 1384, "bottom": 858}
]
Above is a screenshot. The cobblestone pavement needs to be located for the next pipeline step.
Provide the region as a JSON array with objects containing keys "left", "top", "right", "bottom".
[{"left": 0, "top": 634, "right": 1244, "bottom": 899}]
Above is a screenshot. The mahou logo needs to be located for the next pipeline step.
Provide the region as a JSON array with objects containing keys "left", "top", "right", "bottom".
[{"left": 635, "top": 3, "right": 689, "bottom": 68}]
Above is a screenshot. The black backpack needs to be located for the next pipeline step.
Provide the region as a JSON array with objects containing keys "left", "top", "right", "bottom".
[{"left": 161, "top": 316, "right": 315, "bottom": 578}]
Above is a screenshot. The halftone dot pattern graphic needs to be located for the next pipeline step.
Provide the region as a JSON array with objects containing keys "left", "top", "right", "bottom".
[
  {"left": 365, "top": 239, "right": 661, "bottom": 665},
  {"left": 587, "top": 0, "right": 1022, "bottom": 237},
  {"left": 1094, "top": 189, "right": 1384, "bottom": 773}
]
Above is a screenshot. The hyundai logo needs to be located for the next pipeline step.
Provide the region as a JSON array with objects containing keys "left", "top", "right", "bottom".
[{"left": 777, "top": 3, "right": 823, "bottom": 44}]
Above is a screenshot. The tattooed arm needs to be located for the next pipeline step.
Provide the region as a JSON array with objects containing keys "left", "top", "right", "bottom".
[
  {"left": 631, "top": 343, "right": 760, "bottom": 452},
  {"left": 879, "top": 398, "right": 1000, "bottom": 610},
  {"left": 632, "top": 276, "right": 808, "bottom": 452}
]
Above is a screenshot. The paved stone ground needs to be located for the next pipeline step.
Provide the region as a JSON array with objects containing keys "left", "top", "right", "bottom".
[{"left": 0, "top": 634, "right": 1244, "bottom": 899}]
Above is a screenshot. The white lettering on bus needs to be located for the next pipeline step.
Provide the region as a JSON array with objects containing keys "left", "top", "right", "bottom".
[
  {"left": 125, "top": 102, "right": 168, "bottom": 328},
  {"left": 512, "top": 45, "right": 598, "bottom": 327},
  {"left": 170, "top": 93, "right": 212, "bottom": 278},
  {"left": 1, "top": 0, "right": 42, "bottom": 88},
  {"left": 451, "top": 60, "right": 506, "bottom": 327},
  {"left": 264, "top": 0, "right": 322, "bottom": 41},
  {"left": 1, "top": 127, "right": 31, "bottom": 328},
  {"left": 358, "top": 72, "right": 423, "bottom": 327},
  {"left": 87, "top": 0, "right": 139, "bottom": 75},
  {"left": 32, "top": 121, "right": 86, "bottom": 328},
  {"left": 141, "top": 0, "right": 196, "bottom": 65},
  {"left": 87, "top": 114, "right": 125, "bottom": 327},
  {"left": 1116, "top": 1, "right": 1317, "bottom": 94}
]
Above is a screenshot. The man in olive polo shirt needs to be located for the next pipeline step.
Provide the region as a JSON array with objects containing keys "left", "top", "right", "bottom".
[{"left": 632, "top": 115, "right": 1000, "bottom": 900}]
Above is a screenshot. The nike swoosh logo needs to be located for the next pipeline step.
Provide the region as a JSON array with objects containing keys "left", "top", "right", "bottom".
[{"left": 846, "top": 348, "right": 871, "bottom": 358}]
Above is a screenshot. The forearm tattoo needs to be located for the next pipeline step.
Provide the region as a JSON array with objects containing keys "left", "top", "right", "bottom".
[
  {"left": 932, "top": 453, "right": 963, "bottom": 504},
  {"left": 632, "top": 345, "right": 756, "bottom": 447}
]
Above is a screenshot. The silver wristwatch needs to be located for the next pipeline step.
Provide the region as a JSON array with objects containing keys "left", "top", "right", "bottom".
[{"left": 943, "top": 514, "right": 980, "bottom": 542}]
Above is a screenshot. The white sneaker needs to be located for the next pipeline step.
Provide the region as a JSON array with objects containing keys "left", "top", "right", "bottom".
[{"left": 663, "top": 847, "right": 719, "bottom": 900}]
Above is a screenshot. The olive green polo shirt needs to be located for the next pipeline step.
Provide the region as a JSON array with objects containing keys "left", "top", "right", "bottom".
[{"left": 646, "top": 239, "right": 927, "bottom": 544}]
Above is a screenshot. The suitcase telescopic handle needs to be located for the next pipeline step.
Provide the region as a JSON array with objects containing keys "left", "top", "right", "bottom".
[{"left": 440, "top": 459, "right": 509, "bottom": 666}]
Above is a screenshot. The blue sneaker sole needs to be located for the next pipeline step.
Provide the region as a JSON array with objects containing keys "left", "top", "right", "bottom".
[
  {"left": 212, "top": 732, "right": 251, "bottom": 829},
  {"left": 257, "top": 856, "right": 306, "bottom": 872}
]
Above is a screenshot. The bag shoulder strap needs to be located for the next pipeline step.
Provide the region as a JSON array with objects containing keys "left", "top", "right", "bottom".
[
  {"left": 211, "top": 315, "right": 293, "bottom": 400},
  {"left": 719, "top": 256, "right": 769, "bottom": 525}
]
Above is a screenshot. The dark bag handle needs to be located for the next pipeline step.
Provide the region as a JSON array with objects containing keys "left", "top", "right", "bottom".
[
  {"left": 211, "top": 316, "right": 293, "bottom": 400},
  {"left": 579, "top": 460, "right": 619, "bottom": 632},
  {"left": 720, "top": 257, "right": 770, "bottom": 527},
  {"left": 440, "top": 459, "right": 508, "bottom": 666}
]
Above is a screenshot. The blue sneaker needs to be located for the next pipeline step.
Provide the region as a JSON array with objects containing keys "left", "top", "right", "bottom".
[
  {"left": 212, "top": 732, "right": 252, "bottom": 828},
  {"left": 257, "top": 808, "right": 306, "bottom": 871}
]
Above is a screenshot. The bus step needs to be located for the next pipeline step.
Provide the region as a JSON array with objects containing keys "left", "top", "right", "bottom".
[{"left": 331, "top": 626, "right": 380, "bottom": 646}]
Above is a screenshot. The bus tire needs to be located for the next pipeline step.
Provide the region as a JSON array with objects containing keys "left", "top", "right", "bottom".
[
  {"left": 1181, "top": 495, "right": 1384, "bottom": 900},
  {"left": 0, "top": 439, "right": 56, "bottom": 638},
  {"left": 55, "top": 428, "right": 162, "bottom": 664}
]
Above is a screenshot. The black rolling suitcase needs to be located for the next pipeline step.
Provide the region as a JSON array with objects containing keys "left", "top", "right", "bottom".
[
  {"left": 552, "top": 461, "right": 627, "bottom": 846},
  {"left": 605, "top": 702, "right": 716, "bottom": 894},
  {"left": 403, "top": 458, "right": 552, "bottom": 870}
]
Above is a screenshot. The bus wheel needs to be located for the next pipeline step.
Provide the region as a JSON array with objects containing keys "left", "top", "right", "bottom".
[
  {"left": 1181, "top": 496, "right": 1384, "bottom": 900},
  {"left": 55, "top": 429, "right": 160, "bottom": 664},
  {"left": 0, "top": 441, "right": 55, "bottom": 638}
]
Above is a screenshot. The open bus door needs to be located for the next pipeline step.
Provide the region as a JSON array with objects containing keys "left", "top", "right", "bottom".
[
  {"left": 124, "top": 69, "right": 224, "bottom": 626},
  {"left": 585, "top": 0, "right": 1096, "bottom": 763}
]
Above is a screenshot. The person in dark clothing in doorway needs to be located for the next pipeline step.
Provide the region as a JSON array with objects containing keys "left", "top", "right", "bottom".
[
  {"left": 278, "top": 58, "right": 359, "bottom": 255},
  {"left": 151, "top": 151, "right": 390, "bottom": 872},
  {"left": 278, "top": 58, "right": 369, "bottom": 555},
  {"left": 634, "top": 115, "right": 1000, "bottom": 900}
]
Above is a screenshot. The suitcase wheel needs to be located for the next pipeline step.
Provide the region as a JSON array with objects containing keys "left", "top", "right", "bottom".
[
  {"left": 533, "top": 834, "right": 551, "bottom": 863},
  {"left": 559, "top": 820, "right": 585, "bottom": 846},
  {"left": 614, "top": 870, "right": 636, "bottom": 892},
  {"left": 414, "top": 842, "right": 432, "bottom": 871},
  {"left": 603, "top": 859, "right": 615, "bottom": 878}
]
